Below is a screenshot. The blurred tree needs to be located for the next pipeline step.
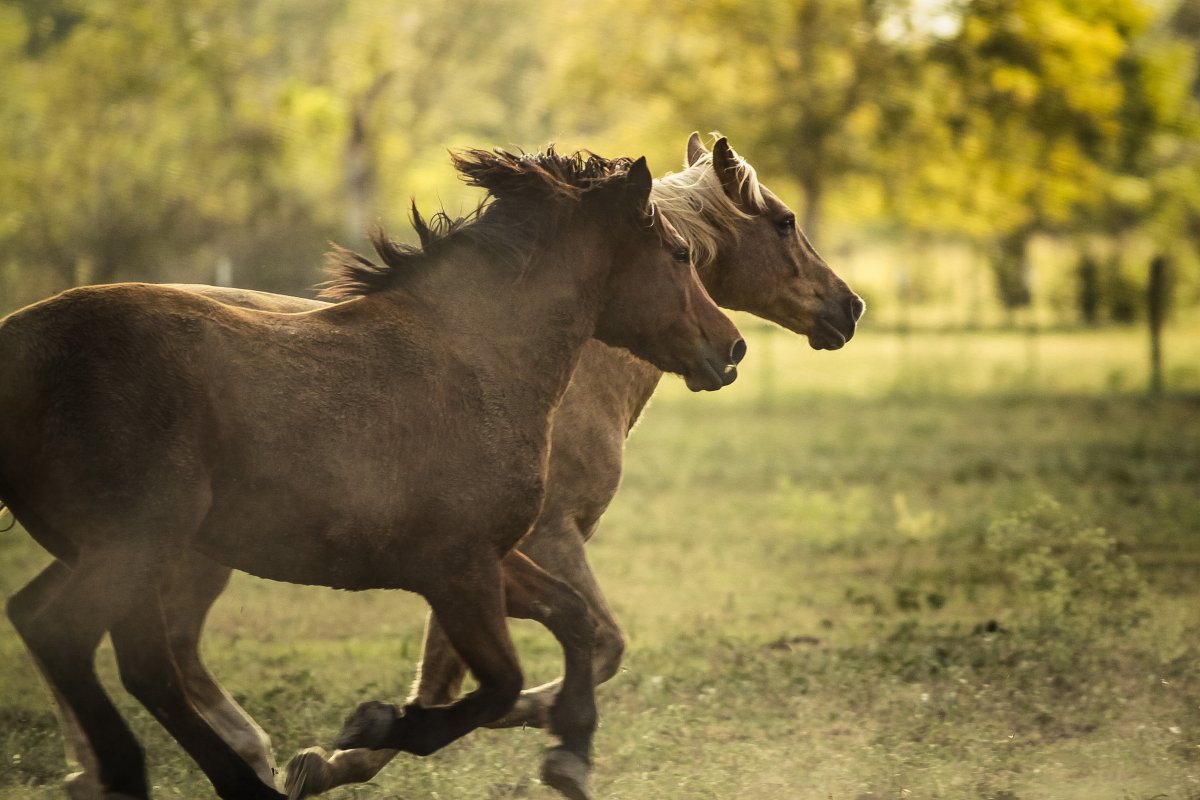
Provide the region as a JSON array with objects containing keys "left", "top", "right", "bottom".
[
  {"left": 548, "top": 0, "right": 922, "bottom": 245},
  {"left": 1077, "top": 253, "right": 1100, "bottom": 324},
  {"left": 0, "top": 0, "right": 339, "bottom": 302},
  {"left": 912, "top": 0, "right": 1146, "bottom": 309},
  {"left": 896, "top": 0, "right": 1200, "bottom": 315},
  {"left": 2, "top": 0, "right": 1199, "bottom": 325}
]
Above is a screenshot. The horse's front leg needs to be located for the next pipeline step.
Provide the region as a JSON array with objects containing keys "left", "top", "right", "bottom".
[
  {"left": 498, "top": 551, "right": 598, "bottom": 800},
  {"left": 490, "top": 524, "right": 625, "bottom": 729},
  {"left": 282, "top": 608, "right": 465, "bottom": 797},
  {"left": 334, "top": 562, "right": 524, "bottom": 756},
  {"left": 411, "top": 519, "right": 624, "bottom": 730}
]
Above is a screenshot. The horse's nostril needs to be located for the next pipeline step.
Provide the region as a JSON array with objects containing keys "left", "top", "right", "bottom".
[
  {"left": 730, "top": 338, "right": 748, "bottom": 365},
  {"left": 848, "top": 295, "right": 866, "bottom": 323}
]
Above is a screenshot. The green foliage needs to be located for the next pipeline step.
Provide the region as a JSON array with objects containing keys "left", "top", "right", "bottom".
[
  {"left": 2, "top": 0, "right": 1200, "bottom": 324},
  {"left": 986, "top": 495, "right": 1146, "bottom": 643}
]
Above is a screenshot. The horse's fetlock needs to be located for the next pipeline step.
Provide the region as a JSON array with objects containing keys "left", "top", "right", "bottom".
[
  {"left": 97, "top": 757, "right": 149, "bottom": 800},
  {"left": 548, "top": 697, "right": 598, "bottom": 743},
  {"left": 334, "top": 701, "right": 398, "bottom": 751}
]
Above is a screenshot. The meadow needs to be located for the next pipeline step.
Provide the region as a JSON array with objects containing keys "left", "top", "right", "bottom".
[{"left": 1, "top": 321, "right": 1198, "bottom": 800}]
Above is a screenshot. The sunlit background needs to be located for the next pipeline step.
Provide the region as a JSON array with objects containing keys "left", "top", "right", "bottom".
[
  {"left": 4, "top": 1, "right": 1200, "bottom": 351},
  {"left": 2, "top": 2, "right": 1200, "bottom": 799}
]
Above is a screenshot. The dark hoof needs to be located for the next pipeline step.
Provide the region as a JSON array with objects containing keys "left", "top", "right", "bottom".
[
  {"left": 64, "top": 772, "right": 103, "bottom": 800},
  {"left": 335, "top": 701, "right": 397, "bottom": 750},
  {"left": 284, "top": 747, "right": 332, "bottom": 800},
  {"left": 65, "top": 770, "right": 147, "bottom": 800},
  {"left": 541, "top": 747, "right": 592, "bottom": 800}
]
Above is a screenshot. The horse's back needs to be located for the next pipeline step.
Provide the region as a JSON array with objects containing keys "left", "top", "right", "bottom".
[
  {"left": 163, "top": 284, "right": 327, "bottom": 314},
  {"left": 0, "top": 284, "right": 252, "bottom": 540}
]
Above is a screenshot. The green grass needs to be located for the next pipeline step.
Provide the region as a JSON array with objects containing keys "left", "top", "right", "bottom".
[{"left": 2, "top": 323, "right": 1199, "bottom": 799}]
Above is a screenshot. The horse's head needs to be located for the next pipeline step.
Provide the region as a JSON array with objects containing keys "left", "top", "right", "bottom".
[
  {"left": 673, "top": 134, "right": 864, "bottom": 350},
  {"left": 591, "top": 157, "right": 745, "bottom": 391}
]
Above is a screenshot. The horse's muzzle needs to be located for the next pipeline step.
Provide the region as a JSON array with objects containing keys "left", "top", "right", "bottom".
[
  {"left": 684, "top": 338, "right": 745, "bottom": 391},
  {"left": 809, "top": 295, "right": 864, "bottom": 351}
]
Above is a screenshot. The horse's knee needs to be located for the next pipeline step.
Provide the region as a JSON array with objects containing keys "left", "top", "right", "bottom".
[{"left": 592, "top": 621, "right": 626, "bottom": 685}]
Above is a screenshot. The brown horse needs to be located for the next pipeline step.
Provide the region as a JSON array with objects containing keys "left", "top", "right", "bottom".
[
  {"left": 142, "top": 133, "right": 862, "bottom": 799},
  {"left": 0, "top": 149, "right": 745, "bottom": 800}
]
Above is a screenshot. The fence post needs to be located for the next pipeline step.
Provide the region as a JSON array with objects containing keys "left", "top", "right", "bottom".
[
  {"left": 215, "top": 255, "right": 233, "bottom": 288},
  {"left": 1147, "top": 255, "right": 1169, "bottom": 397}
]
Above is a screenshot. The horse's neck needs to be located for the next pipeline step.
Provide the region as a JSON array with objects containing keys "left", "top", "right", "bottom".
[
  {"left": 388, "top": 236, "right": 610, "bottom": 416},
  {"left": 572, "top": 340, "right": 666, "bottom": 435}
]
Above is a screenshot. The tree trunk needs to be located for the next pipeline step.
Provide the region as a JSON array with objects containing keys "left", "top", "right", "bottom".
[
  {"left": 800, "top": 174, "right": 824, "bottom": 246},
  {"left": 1147, "top": 255, "right": 1170, "bottom": 396},
  {"left": 992, "top": 227, "right": 1033, "bottom": 312},
  {"left": 343, "top": 72, "right": 394, "bottom": 249}
]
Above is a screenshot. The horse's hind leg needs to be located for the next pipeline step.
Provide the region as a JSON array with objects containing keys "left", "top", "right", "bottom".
[
  {"left": 109, "top": 572, "right": 285, "bottom": 800},
  {"left": 409, "top": 611, "right": 468, "bottom": 706},
  {"left": 159, "top": 554, "right": 277, "bottom": 786},
  {"left": 7, "top": 561, "right": 106, "bottom": 800},
  {"left": 283, "top": 746, "right": 396, "bottom": 800},
  {"left": 6, "top": 547, "right": 155, "bottom": 799}
]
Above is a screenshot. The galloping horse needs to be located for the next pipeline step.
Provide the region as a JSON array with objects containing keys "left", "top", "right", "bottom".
[
  {"left": 0, "top": 149, "right": 745, "bottom": 800},
  {"left": 151, "top": 133, "right": 863, "bottom": 799}
]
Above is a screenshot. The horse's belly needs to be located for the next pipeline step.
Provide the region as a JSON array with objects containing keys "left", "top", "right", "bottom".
[
  {"left": 191, "top": 485, "right": 543, "bottom": 592},
  {"left": 192, "top": 505, "right": 423, "bottom": 591}
]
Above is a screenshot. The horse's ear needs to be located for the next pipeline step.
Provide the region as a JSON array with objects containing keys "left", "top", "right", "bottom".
[
  {"left": 686, "top": 132, "right": 708, "bottom": 166},
  {"left": 712, "top": 136, "right": 752, "bottom": 210},
  {"left": 624, "top": 156, "right": 653, "bottom": 213}
]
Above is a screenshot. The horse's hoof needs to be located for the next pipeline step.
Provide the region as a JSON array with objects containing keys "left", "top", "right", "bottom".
[
  {"left": 284, "top": 747, "right": 333, "bottom": 800},
  {"left": 64, "top": 772, "right": 102, "bottom": 800},
  {"left": 65, "top": 771, "right": 137, "bottom": 800},
  {"left": 540, "top": 747, "right": 592, "bottom": 800},
  {"left": 335, "top": 701, "right": 397, "bottom": 750},
  {"left": 65, "top": 772, "right": 114, "bottom": 800}
]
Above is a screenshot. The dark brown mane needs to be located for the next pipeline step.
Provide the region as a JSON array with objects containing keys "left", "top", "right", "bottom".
[
  {"left": 319, "top": 147, "right": 642, "bottom": 301},
  {"left": 319, "top": 206, "right": 472, "bottom": 301},
  {"left": 451, "top": 146, "right": 634, "bottom": 201}
]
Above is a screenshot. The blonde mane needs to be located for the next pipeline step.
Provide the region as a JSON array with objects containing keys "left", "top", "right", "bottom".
[{"left": 650, "top": 147, "right": 767, "bottom": 271}]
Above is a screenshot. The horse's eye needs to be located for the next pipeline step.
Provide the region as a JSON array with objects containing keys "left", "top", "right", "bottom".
[
  {"left": 777, "top": 215, "right": 796, "bottom": 235},
  {"left": 672, "top": 247, "right": 690, "bottom": 263}
]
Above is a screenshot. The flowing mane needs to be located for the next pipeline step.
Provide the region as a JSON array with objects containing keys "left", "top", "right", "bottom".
[
  {"left": 320, "top": 147, "right": 646, "bottom": 301},
  {"left": 651, "top": 143, "right": 767, "bottom": 271}
]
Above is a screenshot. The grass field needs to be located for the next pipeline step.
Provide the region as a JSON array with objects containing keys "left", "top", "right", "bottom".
[{"left": 1, "top": 322, "right": 1199, "bottom": 800}]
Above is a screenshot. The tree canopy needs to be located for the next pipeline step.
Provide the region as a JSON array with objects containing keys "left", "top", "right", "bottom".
[{"left": 2, "top": 0, "right": 1197, "bottom": 322}]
